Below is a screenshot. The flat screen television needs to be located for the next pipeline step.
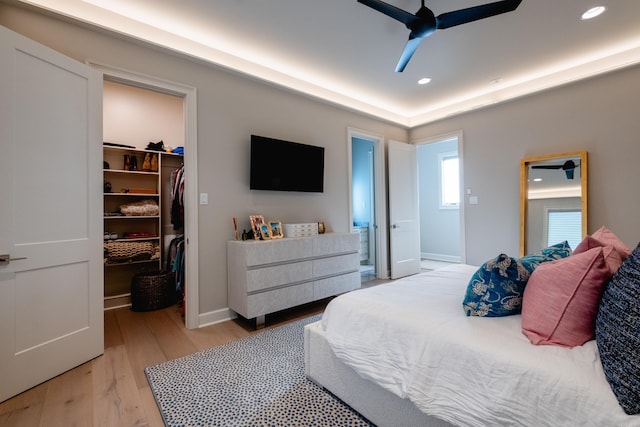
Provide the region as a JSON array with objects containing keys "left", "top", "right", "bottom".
[{"left": 250, "top": 135, "right": 325, "bottom": 192}]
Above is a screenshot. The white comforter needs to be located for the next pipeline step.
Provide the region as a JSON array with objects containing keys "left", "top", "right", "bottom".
[{"left": 321, "top": 264, "right": 640, "bottom": 427}]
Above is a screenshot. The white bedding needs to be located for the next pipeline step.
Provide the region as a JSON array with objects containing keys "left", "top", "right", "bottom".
[{"left": 321, "top": 264, "right": 640, "bottom": 427}]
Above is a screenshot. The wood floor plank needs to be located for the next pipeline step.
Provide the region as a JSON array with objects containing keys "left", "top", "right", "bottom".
[
  {"left": 0, "top": 383, "right": 47, "bottom": 427},
  {"left": 114, "top": 309, "right": 168, "bottom": 389},
  {"left": 143, "top": 309, "right": 199, "bottom": 360},
  {"left": 38, "top": 362, "right": 93, "bottom": 427},
  {"left": 92, "top": 346, "right": 148, "bottom": 427},
  {"left": 137, "top": 385, "right": 165, "bottom": 427},
  {"left": 104, "top": 309, "right": 123, "bottom": 349},
  {"left": 182, "top": 318, "right": 251, "bottom": 352}
]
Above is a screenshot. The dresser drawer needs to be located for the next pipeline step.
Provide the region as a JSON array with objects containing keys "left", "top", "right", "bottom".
[
  {"left": 246, "top": 261, "right": 313, "bottom": 292},
  {"left": 245, "top": 283, "right": 314, "bottom": 318},
  {"left": 242, "top": 238, "right": 313, "bottom": 266},
  {"left": 313, "top": 253, "right": 360, "bottom": 277}
]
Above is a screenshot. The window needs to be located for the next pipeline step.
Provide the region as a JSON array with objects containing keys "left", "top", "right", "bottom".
[
  {"left": 547, "top": 209, "right": 582, "bottom": 249},
  {"left": 438, "top": 151, "right": 459, "bottom": 209}
]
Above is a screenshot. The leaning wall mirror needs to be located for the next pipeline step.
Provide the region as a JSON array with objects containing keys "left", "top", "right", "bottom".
[{"left": 520, "top": 151, "right": 588, "bottom": 256}]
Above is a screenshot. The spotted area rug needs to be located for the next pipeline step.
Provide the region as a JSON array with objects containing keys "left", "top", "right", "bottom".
[{"left": 145, "top": 315, "right": 374, "bottom": 426}]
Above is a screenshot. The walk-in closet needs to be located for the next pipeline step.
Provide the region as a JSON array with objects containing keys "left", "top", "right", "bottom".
[{"left": 102, "top": 80, "right": 186, "bottom": 317}]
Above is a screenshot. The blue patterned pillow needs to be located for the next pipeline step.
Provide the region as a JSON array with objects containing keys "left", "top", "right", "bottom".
[
  {"left": 595, "top": 242, "right": 640, "bottom": 415},
  {"left": 520, "top": 241, "right": 573, "bottom": 271},
  {"left": 462, "top": 242, "right": 572, "bottom": 317}
]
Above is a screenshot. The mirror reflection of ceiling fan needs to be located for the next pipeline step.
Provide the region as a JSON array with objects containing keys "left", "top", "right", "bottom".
[
  {"left": 357, "top": 0, "right": 523, "bottom": 72},
  {"left": 532, "top": 160, "right": 580, "bottom": 180}
]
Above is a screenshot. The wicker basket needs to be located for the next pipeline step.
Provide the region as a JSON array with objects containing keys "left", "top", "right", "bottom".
[{"left": 131, "top": 270, "right": 177, "bottom": 312}]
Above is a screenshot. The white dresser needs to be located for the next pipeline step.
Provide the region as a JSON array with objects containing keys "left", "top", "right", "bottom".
[{"left": 227, "top": 233, "right": 360, "bottom": 323}]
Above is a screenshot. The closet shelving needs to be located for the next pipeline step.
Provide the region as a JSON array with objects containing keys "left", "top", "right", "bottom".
[{"left": 103, "top": 145, "right": 183, "bottom": 310}]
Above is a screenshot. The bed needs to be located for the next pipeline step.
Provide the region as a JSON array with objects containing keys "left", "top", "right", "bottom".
[{"left": 304, "top": 263, "right": 640, "bottom": 427}]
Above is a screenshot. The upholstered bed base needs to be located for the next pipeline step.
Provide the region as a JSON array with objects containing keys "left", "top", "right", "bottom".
[{"left": 304, "top": 321, "right": 454, "bottom": 427}]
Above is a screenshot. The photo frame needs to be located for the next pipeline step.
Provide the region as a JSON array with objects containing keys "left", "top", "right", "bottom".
[
  {"left": 269, "top": 220, "right": 283, "bottom": 239},
  {"left": 259, "top": 223, "right": 272, "bottom": 240},
  {"left": 249, "top": 215, "right": 265, "bottom": 240}
]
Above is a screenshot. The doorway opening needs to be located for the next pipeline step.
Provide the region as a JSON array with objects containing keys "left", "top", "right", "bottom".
[
  {"left": 415, "top": 133, "right": 465, "bottom": 269},
  {"left": 92, "top": 63, "right": 199, "bottom": 329},
  {"left": 349, "top": 129, "right": 387, "bottom": 283}
]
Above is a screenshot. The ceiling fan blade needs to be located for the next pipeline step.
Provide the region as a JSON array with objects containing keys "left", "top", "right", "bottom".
[
  {"left": 531, "top": 165, "right": 563, "bottom": 170},
  {"left": 565, "top": 169, "right": 575, "bottom": 179},
  {"left": 436, "top": 0, "right": 522, "bottom": 30},
  {"left": 395, "top": 36, "right": 423, "bottom": 72},
  {"left": 357, "top": 0, "right": 417, "bottom": 25}
]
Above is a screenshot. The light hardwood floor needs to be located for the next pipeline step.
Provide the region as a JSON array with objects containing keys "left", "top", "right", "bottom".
[{"left": 0, "top": 300, "right": 329, "bottom": 427}]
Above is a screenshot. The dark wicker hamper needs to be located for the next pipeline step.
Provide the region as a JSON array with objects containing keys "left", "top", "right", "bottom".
[{"left": 131, "top": 270, "right": 177, "bottom": 311}]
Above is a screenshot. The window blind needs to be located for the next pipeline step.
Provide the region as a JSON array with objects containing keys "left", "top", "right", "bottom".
[{"left": 547, "top": 210, "right": 582, "bottom": 249}]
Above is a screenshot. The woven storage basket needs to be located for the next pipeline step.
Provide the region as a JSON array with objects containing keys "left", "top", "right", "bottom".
[{"left": 131, "top": 270, "right": 177, "bottom": 312}]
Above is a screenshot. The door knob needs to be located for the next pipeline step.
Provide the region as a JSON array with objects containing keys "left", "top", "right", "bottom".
[
  {"left": 392, "top": 224, "right": 398, "bottom": 229},
  {"left": 0, "top": 254, "right": 27, "bottom": 264}
]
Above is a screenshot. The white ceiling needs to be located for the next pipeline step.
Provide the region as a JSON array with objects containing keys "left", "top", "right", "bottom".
[{"left": 18, "top": 0, "right": 640, "bottom": 127}]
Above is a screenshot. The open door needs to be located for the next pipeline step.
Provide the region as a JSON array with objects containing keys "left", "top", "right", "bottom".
[
  {"left": 0, "top": 26, "right": 103, "bottom": 401},
  {"left": 388, "top": 140, "right": 421, "bottom": 279}
]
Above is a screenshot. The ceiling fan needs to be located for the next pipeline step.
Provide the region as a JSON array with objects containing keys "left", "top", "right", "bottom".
[
  {"left": 532, "top": 160, "right": 580, "bottom": 180},
  {"left": 357, "top": 0, "right": 523, "bottom": 72}
]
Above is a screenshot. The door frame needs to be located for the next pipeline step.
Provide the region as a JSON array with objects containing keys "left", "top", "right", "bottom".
[
  {"left": 89, "top": 62, "right": 200, "bottom": 329},
  {"left": 347, "top": 127, "right": 388, "bottom": 279},
  {"left": 413, "top": 130, "right": 466, "bottom": 264}
]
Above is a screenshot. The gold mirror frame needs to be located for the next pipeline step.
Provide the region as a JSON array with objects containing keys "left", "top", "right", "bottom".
[{"left": 519, "top": 151, "right": 588, "bottom": 256}]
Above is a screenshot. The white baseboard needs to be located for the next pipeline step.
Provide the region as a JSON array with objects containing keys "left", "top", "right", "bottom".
[
  {"left": 420, "top": 253, "right": 461, "bottom": 263},
  {"left": 198, "top": 307, "right": 237, "bottom": 328}
]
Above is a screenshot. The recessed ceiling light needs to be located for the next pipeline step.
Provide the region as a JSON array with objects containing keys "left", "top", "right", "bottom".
[
  {"left": 418, "top": 77, "right": 432, "bottom": 85},
  {"left": 582, "top": 6, "right": 606, "bottom": 20},
  {"left": 533, "top": 178, "right": 543, "bottom": 182}
]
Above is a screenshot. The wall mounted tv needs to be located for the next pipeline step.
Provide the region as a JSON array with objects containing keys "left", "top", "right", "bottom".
[{"left": 250, "top": 135, "right": 325, "bottom": 193}]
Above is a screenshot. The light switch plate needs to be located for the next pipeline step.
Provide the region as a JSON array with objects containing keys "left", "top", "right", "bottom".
[{"left": 200, "top": 193, "right": 208, "bottom": 205}]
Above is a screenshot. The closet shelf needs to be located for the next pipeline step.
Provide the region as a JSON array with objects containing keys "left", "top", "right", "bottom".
[
  {"left": 104, "top": 259, "right": 160, "bottom": 267},
  {"left": 104, "top": 193, "right": 160, "bottom": 197},
  {"left": 103, "top": 215, "right": 159, "bottom": 220},
  {"left": 103, "top": 169, "right": 159, "bottom": 176},
  {"left": 104, "top": 237, "right": 160, "bottom": 242}
]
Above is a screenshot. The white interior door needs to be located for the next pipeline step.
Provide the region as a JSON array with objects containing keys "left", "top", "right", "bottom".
[
  {"left": 0, "top": 26, "right": 103, "bottom": 402},
  {"left": 388, "top": 140, "right": 421, "bottom": 279}
]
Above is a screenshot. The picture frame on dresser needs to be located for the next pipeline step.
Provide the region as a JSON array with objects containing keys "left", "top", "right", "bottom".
[
  {"left": 259, "top": 223, "right": 272, "bottom": 240},
  {"left": 249, "top": 215, "right": 265, "bottom": 240},
  {"left": 269, "top": 220, "right": 283, "bottom": 239}
]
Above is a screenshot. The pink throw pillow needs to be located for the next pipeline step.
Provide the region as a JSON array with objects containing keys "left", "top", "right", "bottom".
[
  {"left": 591, "top": 226, "right": 631, "bottom": 261},
  {"left": 574, "top": 235, "right": 623, "bottom": 275},
  {"left": 521, "top": 247, "right": 612, "bottom": 347}
]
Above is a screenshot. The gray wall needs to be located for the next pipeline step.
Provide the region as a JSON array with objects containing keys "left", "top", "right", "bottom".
[{"left": 411, "top": 64, "right": 640, "bottom": 265}]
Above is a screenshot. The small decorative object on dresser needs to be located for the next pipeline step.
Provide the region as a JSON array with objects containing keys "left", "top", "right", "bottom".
[
  {"left": 249, "top": 215, "right": 265, "bottom": 240},
  {"left": 283, "top": 222, "right": 319, "bottom": 238},
  {"left": 269, "top": 220, "right": 283, "bottom": 239}
]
